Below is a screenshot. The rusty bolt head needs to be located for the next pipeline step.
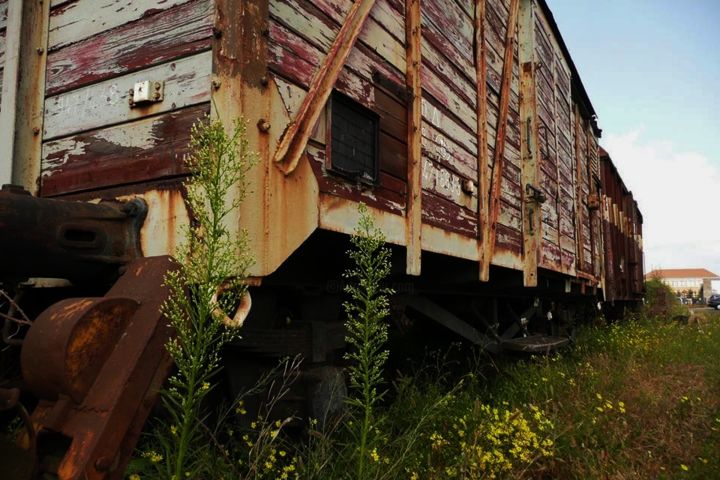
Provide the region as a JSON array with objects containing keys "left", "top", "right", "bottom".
[
  {"left": 32, "top": 127, "right": 40, "bottom": 136},
  {"left": 212, "top": 79, "right": 222, "bottom": 90},
  {"left": 260, "top": 76, "right": 269, "bottom": 87},
  {"left": 212, "top": 27, "right": 223, "bottom": 39},
  {"left": 37, "top": 47, "right": 44, "bottom": 55},
  {"left": 257, "top": 119, "right": 271, "bottom": 132}
]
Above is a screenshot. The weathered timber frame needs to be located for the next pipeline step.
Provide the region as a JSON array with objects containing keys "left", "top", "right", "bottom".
[
  {"left": 572, "top": 103, "right": 586, "bottom": 275},
  {"left": 272, "top": 0, "right": 378, "bottom": 175},
  {"left": 475, "top": 0, "right": 491, "bottom": 281},
  {"left": 406, "top": 0, "right": 422, "bottom": 275},
  {"left": 213, "top": 0, "right": 319, "bottom": 278},
  {"left": 518, "top": 0, "right": 541, "bottom": 286},
  {"left": 0, "top": 0, "right": 50, "bottom": 192},
  {"left": 481, "top": 0, "right": 520, "bottom": 280}
]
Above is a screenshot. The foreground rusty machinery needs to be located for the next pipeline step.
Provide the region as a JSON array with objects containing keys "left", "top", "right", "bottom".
[{"left": 0, "top": 186, "right": 177, "bottom": 479}]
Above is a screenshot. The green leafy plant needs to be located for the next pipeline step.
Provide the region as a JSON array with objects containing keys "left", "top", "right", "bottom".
[
  {"left": 342, "top": 203, "right": 395, "bottom": 479},
  {"left": 143, "top": 116, "right": 256, "bottom": 479}
]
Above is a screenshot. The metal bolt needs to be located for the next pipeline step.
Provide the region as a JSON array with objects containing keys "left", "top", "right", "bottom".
[
  {"left": 260, "top": 76, "right": 269, "bottom": 87},
  {"left": 36, "top": 47, "right": 44, "bottom": 55},
  {"left": 257, "top": 119, "right": 271, "bottom": 132},
  {"left": 32, "top": 127, "right": 40, "bottom": 136},
  {"left": 212, "top": 27, "right": 223, "bottom": 39},
  {"left": 212, "top": 79, "right": 222, "bottom": 90}
]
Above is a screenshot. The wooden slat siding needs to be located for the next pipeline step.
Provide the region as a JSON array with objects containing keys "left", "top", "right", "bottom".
[
  {"left": 41, "top": 103, "right": 209, "bottom": 196},
  {"left": 46, "top": 0, "right": 213, "bottom": 96},
  {"left": 306, "top": 144, "right": 405, "bottom": 214},
  {"left": 272, "top": 0, "right": 378, "bottom": 174},
  {"left": 406, "top": 0, "right": 422, "bottom": 274},
  {"left": 48, "top": 0, "right": 193, "bottom": 52},
  {"left": 0, "top": 0, "right": 7, "bottom": 30},
  {"left": 43, "top": 51, "right": 211, "bottom": 141},
  {"left": 534, "top": 9, "right": 563, "bottom": 273},
  {"left": 418, "top": 0, "right": 480, "bottom": 239},
  {"left": 267, "top": 1, "right": 409, "bottom": 206},
  {"left": 422, "top": 191, "right": 477, "bottom": 237},
  {"left": 270, "top": 0, "right": 405, "bottom": 78},
  {"left": 483, "top": 0, "right": 519, "bottom": 274}
]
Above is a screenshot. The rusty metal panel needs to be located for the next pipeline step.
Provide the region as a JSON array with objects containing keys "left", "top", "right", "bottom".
[{"left": 20, "top": 256, "right": 177, "bottom": 479}]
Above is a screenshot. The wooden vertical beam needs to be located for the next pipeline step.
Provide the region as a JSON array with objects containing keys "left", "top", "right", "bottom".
[
  {"left": 475, "top": 0, "right": 491, "bottom": 281},
  {"left": 213, "top": 0, "right": 319, "bottom": 278},
  {"left": 572, "top": 104, "right": 586, "bottom": 274},
  {"left": 481, "top": 0, "right": 520, "bottom": 281},
  {"left": 405, "top": 0, "right": 422, "bottom": 275},
  {"left": 518, "top": 0, "right": 541, "bottom": 287},
  {"left": 0, "top": 0, "right": 50, "bottom": 192}
]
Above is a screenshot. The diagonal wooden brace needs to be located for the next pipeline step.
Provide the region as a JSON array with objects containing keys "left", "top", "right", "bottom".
[
  {"left": 273, "top": 0, "right": 378, "bottom": 175},
  {"left": 480, "top": 0, "right": 520, "bottom": 281}
]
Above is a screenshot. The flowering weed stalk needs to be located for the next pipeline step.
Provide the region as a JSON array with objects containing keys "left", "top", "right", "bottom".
[
  {"left": 151, "top": 116, "right": 255, "bottom": 479},
  {"left": 343, "top": 203, "right": 394, "bottom": 480}
]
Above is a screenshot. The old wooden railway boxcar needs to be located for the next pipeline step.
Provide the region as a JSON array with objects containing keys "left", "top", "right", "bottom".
[
  {"left": 0, "top": 0, "right": 614, "bottom": 290},
  {"left": 600, "top": 148, "right": 644, "bottom": 307}
]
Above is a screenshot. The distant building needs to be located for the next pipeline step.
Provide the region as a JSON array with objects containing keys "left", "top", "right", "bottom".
[{"left": 645, "top": 268, "right": 720, "bottom": 300}]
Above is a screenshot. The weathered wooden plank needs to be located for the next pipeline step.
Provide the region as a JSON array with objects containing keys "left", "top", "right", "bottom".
[
  {"left": 421, "top": 0, "right": 474, "bottom": 63},
  {"left": 422, "top": 156, "right": 476, "bottom": 211},
  {"left": 422, "top": 191, "right": 477, "bottom": 237},
  {"left": 307, "top": 144, "right": 405, "bottom": 214},
  {"left": 48, "top": 0, "right": 193, "bottom": 51},
  {"left": 41, "top": 103, "right": 208, "bottom": 196},
  {"left": 46, "top": 0, "right": 212, "bottom": 96},
  {"left": 43, "top": 51, "right": 212, "bottom": 140},
  {"left": 406, "top": 0, "right": 422, "bottom": 274},
  {"left": 0, "top": 0, "right": 50, "bottom": 191}
]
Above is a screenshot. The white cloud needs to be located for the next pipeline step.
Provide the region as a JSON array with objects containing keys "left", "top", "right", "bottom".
[{"left": 602, "top": 129, "right": 720, "bottom": 277}]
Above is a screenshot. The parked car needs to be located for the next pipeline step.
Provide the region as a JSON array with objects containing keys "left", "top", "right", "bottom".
[{"left": 708, "top": 294, "right": 720, "bottom": 309}]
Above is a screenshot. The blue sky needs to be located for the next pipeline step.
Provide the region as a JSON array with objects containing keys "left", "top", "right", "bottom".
[{"left": 547, "top": 0, "right": 720, "bottom": 280}]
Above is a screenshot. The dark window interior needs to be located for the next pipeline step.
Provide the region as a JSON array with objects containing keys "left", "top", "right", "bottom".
[{"left": 330, "top": 92, "right": 379, "bottom": 184}]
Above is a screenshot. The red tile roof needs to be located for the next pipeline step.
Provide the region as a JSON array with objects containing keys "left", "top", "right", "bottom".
[{"left": 645, "top": 268, "right": 720, "bottom": 280}]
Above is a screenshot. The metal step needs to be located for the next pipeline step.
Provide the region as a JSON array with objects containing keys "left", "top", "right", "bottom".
[{"left": 500, "top": 335, "right": 570, "bottom": 354}]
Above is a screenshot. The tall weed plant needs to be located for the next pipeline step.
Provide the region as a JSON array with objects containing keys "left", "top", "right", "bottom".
[
  {"left": 137, "top": 117, "right": 255, "bottom": 479},
  {"left": 342, "top": 203, "right": 394, "bottom": 480}
]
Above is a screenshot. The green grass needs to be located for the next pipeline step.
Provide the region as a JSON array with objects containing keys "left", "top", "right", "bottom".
[{"left": 290, "top": 310, "right": 720, "bottom": 480}]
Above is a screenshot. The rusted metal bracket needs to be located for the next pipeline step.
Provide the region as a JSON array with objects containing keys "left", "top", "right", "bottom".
[
  {"left": 0, "top": 184, "right": 146, "bottom": 284},
  {"left": 19, "top": 256, "right": 177, "bottom": 479},
  {"left": 480, "top": 0, "right": 520, "bottom": 281},
  {"left": 272, "top": 0, "right": 378, "bottom": 175},
  {"left": 405, "top": 0, "right": 422, "bottom": 276}
]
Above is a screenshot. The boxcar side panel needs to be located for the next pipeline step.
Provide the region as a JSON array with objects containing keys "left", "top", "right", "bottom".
[{"left": 40, "top": 0, "right": 213, "bottom": 197}]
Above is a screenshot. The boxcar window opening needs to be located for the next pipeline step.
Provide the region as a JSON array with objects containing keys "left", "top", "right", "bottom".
[{"left": 329, "top": 91, "right": 379, "bottom": 185}]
